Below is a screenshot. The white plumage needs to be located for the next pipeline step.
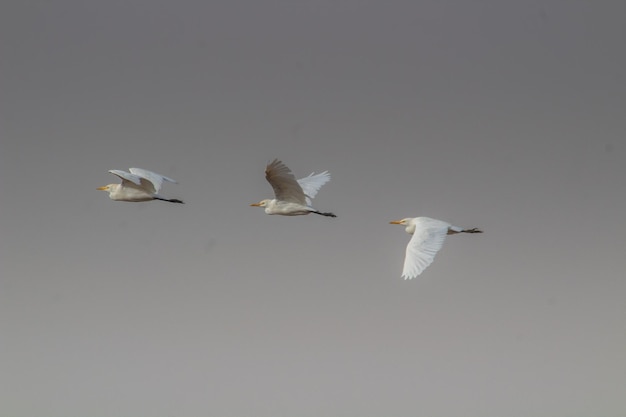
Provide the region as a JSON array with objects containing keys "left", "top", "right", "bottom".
[
  {"left": 390, "top": 217, "right": 482, "bottom": 279},
  {"left": 97, "top": 167, "right": 184, "bottom": 204},
  {"left": 250, "top": 159, "right": 336, "bottom": 217}
]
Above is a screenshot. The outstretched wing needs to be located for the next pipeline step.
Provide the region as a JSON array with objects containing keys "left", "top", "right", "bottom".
[
  {"left": 402, "top": 218, "right": 450, "bottom": 279},
  {"left": 108, "top": 169, "right": 143, "bottom": 187},
  {"left": 129, "top": 167, "right": 177, "bottom": 194},
  {"left": 264, "top": 159, "right": 306, "bottom": 204},
  {"left": 297, "top": 171, "right": 330, "bottom": 205}
]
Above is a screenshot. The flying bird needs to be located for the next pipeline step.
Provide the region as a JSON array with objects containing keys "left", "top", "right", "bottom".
[
  {"left": 389, "top": 217, "right": 482, "bottom": 279},
  {"left": 251, "top": 159, "right": 336, "bottom": 217},
  {"left": 97, "top": 168, "right": 184, "bottom": 204}
]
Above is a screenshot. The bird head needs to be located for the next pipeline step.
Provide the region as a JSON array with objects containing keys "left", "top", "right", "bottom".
[
  {"left": 97, "top": 184, "right": 113, "bottom": 192},
  {"left": 390, "top": 218, "right": 415, "bottom": 234},
  {"left": 97, "top": 184, "right": 121, "bottom": 197},
  {"left": 250, "top": 199, "right": 270, "bottom": 208}
]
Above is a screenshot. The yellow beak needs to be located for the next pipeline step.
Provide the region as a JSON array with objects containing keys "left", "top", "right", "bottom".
[
  {"left": 250, "top": 202, "right": 262, "bottom": 207},
  {"left": 97, "top": 186, "right": 107, "bottom": 190}
]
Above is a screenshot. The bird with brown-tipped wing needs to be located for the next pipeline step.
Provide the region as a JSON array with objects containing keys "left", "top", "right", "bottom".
[{"left": 250, "top": 159, "right": 336, "bottom": 217}]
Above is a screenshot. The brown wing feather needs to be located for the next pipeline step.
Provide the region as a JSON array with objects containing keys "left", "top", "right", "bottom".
[{"left": 265, "top": 159, "right": 306, "bottom": 204}]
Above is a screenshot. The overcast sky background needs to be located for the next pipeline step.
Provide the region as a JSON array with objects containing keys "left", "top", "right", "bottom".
[{"left": 1, "top": 1, "right": 625, "bottom": 416}]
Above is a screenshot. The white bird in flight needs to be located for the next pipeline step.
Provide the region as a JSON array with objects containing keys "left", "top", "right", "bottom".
[
  {"left": 389, "top": 217, "right": 482, "bottom": 279},
  {"left": 97, "top": 168, "right": 184, "bottom": 204},
  {"left": 251, "top": 159, "right": 336, "bottom": 217}
]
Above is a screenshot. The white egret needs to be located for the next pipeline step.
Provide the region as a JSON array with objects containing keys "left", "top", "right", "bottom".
[
  {"left": 97, "top": 168, "right": 184, "bottom": 204},
  {"left": 390, "top": 217, "right": 482, "bottom": 279},
  {"left": 251, "top": 159, "right": 336, "bottom": 217}
]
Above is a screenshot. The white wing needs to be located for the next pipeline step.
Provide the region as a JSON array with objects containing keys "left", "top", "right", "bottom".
[
  {"left": 264, "top": 159, "right": 306, "bottom": 204},
  {"left": 297, "top": 171, "right": 330, "bottom": 205},
  {"left": 129, "top": 167, "right": 177, "bottom": 194},
  {"left": 108, "top": 169, "right": 143, "bottom": 187},
  {"left": 402, "top": 218, "right": 450, "bottom": 279}
]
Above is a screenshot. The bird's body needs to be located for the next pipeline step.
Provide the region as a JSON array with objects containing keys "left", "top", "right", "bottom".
[
  {"left": 255, "top": 200, "right": 317, "bottom": 216},
  {"left": 97, "top": 168, "right": 184, "bottom": 204},
  {"left": 390, "top": 216, "right": 482, "bottom": 279},
  {"left": 251, "top": 159, "right": 336, "bottom": 217}
]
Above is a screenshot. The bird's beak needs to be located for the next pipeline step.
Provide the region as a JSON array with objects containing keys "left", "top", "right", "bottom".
[
  {"left": 250, "top": 202, "right": 261, "bottom": 207},
  {"left": 97, "top": 186, "right": 107, "bottom": 190},
  {"left": 389, "top": 220, "right": 403, "bottom": 224}
]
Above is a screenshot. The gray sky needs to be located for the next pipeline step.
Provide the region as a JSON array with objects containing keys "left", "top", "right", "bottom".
[{"left": 1, "top": 1, "right": 625, "bottom": 416}]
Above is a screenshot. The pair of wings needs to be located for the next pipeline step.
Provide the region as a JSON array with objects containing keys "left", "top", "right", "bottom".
[
  {"left": 109, "top": 168, "right": 177, "bottom": 194},
  {"left": 402, "top": 218, "right": 453, "bottom": 279},
  {"left": 265, "top": 159, "right": 331, "bottom": 206}
]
